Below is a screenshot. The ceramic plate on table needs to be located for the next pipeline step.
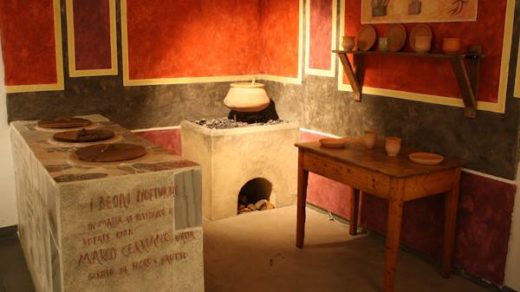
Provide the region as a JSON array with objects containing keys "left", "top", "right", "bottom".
[
  {"left": 319, "top": 138, "right": 347, "bottom": 149},
  {"left": 409, "top": 24, "right": 432, "bottom": 52},
  {"left": 387, "top": 24, "right": 407, "bottom": 52},
  {"left": 357, "top": 25, "right": 377, "bottom": 51},
  {"left": 409, "top": 152, "right": 444, "bottom": 165}
]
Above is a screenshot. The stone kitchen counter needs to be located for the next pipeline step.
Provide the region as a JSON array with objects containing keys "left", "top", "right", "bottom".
[{"left": 10, "top": 115, "right": 204, "bottom": 292}]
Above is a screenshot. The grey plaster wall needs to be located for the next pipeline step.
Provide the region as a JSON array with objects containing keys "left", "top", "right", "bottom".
[{"left": 6, "top": 0, "right": 520, "bottom": 179}]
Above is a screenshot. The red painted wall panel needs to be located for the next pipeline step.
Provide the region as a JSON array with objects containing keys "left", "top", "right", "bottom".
[
  {"left": 343, "top": 0, "right": 505, "bottom": 102},
  {"left": 135, "top": 128, "right": 182, "bottom": 156},
  {"left": 309, "top": 0, "right": 333, "bottom": 70},
  {"left": 259, "top": 0, "right": 300, "bottom": 77},
  {"left": 0, "top": 0, "right": 57, "bottom": 85},
  {"left": 73, "top": 0, "right": 112, "bottom": 70},
  {"left": 126, "top": 0, "right": 260, "bottom": 79}
]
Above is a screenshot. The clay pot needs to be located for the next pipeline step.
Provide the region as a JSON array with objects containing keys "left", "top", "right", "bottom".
[
  {"left": 223, "top": 82, "right": 270, "bottom": 112},
  {"left": 363, "top": 130, "right": 377, "bottom": 149},
  {"left": 442, "top": 38, "right": 461, "bottom": 54},
  {"left": 342, "top": 36, "right": 355, "bottom": 51},
  {"left": 385, "top": 137, "right": 401, "bottom": 157},
  {"left": 414, "top": 36, "right": 432, "bottom": 53}
]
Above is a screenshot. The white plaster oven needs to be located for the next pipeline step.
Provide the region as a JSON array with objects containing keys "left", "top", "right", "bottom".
[{"left": 181, "top": 121, "right": 299, "bottom": 220}]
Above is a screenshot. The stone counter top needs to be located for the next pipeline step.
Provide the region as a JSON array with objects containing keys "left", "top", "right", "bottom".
[{"left": 10, "top": 114, "right": 204, "bottom": 292}]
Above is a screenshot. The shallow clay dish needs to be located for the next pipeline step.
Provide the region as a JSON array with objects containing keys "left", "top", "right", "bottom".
[
  {"left": 357, "top": 25, "right": 377, "bottom": 51},
  {"left": 409, "top": 152, "right": 444, "bottom": 165},
  {"left": 319, "top": 138, "right": 347, "bottom": 149},
  {"left": 53, "top": 129, "right": 115, "bottom": 143},
  {"left": 386, "top": 24, "right": 407, "bottom": 52},
  {"left": 75, "top": 143, "right": 146, "bottom": 162},
  {"left": 38, "top": 117, "right": 92, "bottom": 129},
  {"left": 409, "top": 24, "right": 433, "bottom": 52}
]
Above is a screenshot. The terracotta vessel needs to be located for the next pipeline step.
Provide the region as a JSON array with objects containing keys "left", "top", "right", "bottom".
[
  {"left": 442, "top": 38, "right": 461, "bottom": 54},
  {"left": 223, "top": 82, "right": 270, "bottom": 112},
  {"left": 414, "top": 36, "right": 432, "bottom": 53},
  {"left": 342, "top": 36, "right": 355, "bottom": 51},
  {"left": 363, "top": 130, "right": 377, "bottom": 149},
  {"left": 385, "top": 136, "right": 401, "bottom": 157}
]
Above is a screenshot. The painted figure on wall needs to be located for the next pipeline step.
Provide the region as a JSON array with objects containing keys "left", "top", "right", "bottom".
[{"left": 371, "top": 0, "right": 388, "bottom": 16}]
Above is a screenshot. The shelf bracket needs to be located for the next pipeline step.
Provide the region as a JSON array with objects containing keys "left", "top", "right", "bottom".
[{"left": 337, "top": 52, "right": 362, "bottom": 101}]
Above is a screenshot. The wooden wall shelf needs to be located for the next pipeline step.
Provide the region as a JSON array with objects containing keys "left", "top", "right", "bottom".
[{"left": 334, "top": 46, "right": 484, "bottom": 118}]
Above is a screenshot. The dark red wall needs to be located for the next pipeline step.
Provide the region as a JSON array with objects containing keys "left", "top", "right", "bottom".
[
  {"left": 343, "top": 0, "right": 506, "bottom": 103},
  {"left": 309, "top": 0, "right": 333, "bottom": 70},
  {"left": 73, "top": 0, "right": 112, "bottom": 70},
  {"left": 0, "top": 0, "right": 58, "bottom": 86}
]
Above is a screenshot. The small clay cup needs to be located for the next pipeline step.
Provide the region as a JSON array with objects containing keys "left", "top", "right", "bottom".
[
  {"left": 442, "top": 38, "right": 461, "bottom": 54},
  {"left": 414, "top": 36, "right": 432, "bottom": 53},
  {"left": 385, "top": 136, "right": 401, "bottom": 157},
  {"left": 363, "top": 130, "right": 377, "bottom": 149},
  {"left": 342, "top": 36, "right": 356, "bottom": 51}
]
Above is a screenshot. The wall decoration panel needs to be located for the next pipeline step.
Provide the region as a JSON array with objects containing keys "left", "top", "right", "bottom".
[
  {"left": 258, "top": 0, "right": 303, "bottom": 84},
  {"left": 305, "top": 0, "right": 337, "bottom": 77},
  {"left": 361, "top": 0, "right": 478, "bottom": 24},
  {"left": 338, "top": 0, "right": 515, "bottom": 114},
  {"left": 0, "top": 0, "right": 63, "bottom": 93},
  {"left": 122, "top": 0, "right": 260, "bottom": 86},
  {"left": 66, "top": 0, "right": 117, "bottom": 77}
]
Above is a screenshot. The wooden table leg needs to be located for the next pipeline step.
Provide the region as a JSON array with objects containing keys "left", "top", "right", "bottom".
[
  {"left": 296, "top": 150, "right": 309, "bottom": 248},
  {"left": 441, "top": 168, "right": 461, "bottom": 277},
  {"left": 384, "top": 181, "right": 405, "bottom": 292},
  {"left": 349, "top": 189, "right": 360, "bottom": 235}
]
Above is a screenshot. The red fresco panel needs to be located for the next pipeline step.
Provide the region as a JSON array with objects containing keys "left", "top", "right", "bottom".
[
  {"left": 126, "top": 0, "right": 260, "bottom": 79},
  {"left": 309, "top": 0, "right": 333, "bottom": 70},
  {"left": 343, "top": 0, "right": 505, "bottom": 102},
  {"left": 0, "top": 0, "right": 58, "bottom": 85},
  {"left": 259, "top": 0, "right": 300, "bottom": 77},
  {"left": 73, "top": 0, "right": 112, "bottom": 70},
  {"left": 135, "top": 129, "right": 182, "bottom": 156}
]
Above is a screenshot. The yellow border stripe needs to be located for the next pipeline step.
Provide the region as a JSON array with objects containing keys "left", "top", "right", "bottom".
[
  {"left": 515, "top": 38, "right": 520, "bottom": 98},
  {"left": 337, "top": 0, "right": 515, "bottom": 114},
  {"left": 122, "top": 0, "right": 304, "bottom": 86},
  {"left": 305, "top": 0, "right": 337, "bottom": 77},
  {"left": 6, "top": 0, "right": 64, "bottom": 93},
  {"left": 67, "top": 0, "right": 118, "bottom": 77}
]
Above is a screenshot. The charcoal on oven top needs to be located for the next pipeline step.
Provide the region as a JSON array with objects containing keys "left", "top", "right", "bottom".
[{"left": 193, "top": 117, "right": 286, "bottom": 129}]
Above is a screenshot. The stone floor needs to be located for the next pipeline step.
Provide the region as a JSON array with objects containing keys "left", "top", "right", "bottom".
[{"left": 1, "top": 206, "right": 490, "bottom": 291}]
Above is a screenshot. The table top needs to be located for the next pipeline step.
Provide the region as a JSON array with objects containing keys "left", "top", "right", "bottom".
[{"left": 295, "top": 141, "right": 460, "bottom": 178}]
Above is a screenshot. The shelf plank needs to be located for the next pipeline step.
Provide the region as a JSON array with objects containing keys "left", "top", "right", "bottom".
[{"left": 333, "top": 48, "right": 483, "bottom": 118}]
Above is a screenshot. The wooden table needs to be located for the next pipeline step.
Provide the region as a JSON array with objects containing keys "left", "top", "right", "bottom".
[{"left": 295, "top": 141, "right": 461, "bottom": 292}]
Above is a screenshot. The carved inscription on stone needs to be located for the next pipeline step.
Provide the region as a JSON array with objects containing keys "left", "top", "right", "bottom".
[{"left": 73, "top": 184, "right": 195, "bottom": 282}]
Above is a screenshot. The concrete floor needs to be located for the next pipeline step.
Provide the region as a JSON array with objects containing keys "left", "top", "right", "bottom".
[
  {"left": 0, "top": 206, "right": 488, "bottom": 291},
  {"left": 203, "top": 206, "right": 488, "bottom": 292}
]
